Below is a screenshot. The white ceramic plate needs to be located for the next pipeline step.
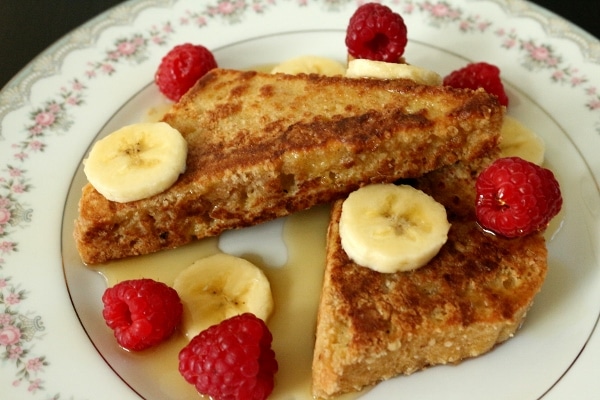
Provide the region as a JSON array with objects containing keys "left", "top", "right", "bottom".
[{"left": 1, "top": 0, "right": 599, "bottom": 398}]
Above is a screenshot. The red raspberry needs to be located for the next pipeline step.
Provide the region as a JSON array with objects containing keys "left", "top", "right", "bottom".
[
  {"left": 102, "top": 278, "right": 182, "bottom": 351},
  {"left": 179, "top": 313, "right": 278, "bottom": 400},
  {"left": 345, "top": 3, "right": 408, "bottom": 62},
  {"left": 443, "top": 62, "right": 509, "bottom": 106},
  {"left": 155, "top": 43, "right": 217, "bottom": 102},
  {"left": 475, "top": 157, "right": 562, "bottom": 238}
]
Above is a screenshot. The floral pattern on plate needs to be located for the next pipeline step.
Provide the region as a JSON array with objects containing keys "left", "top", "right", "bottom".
[{"left": 0, "top": 0, "right": 599, "bottom": 398}]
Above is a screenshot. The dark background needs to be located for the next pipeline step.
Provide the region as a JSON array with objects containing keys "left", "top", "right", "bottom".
[{"left": 1, "top": 0, "right": 599, "bottom": 89}]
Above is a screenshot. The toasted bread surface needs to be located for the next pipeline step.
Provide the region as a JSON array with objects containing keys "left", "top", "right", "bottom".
[
  {"left": 74, "top": 69, "right": 503, "bottom": 264},
  {"left": 311, "top": 157, "right": 548, "bottom": 399}
]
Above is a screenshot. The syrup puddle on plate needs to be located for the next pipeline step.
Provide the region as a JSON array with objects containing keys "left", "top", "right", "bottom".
[{"left": 94, "top": 205, "right": 364, "bottom": 400}]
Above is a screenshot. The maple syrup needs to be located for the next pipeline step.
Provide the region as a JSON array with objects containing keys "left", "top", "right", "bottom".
[{"left": 95, "top": 205, "right": 363, "bottom": 399}]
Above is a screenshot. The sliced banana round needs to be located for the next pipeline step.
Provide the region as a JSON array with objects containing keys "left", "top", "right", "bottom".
[
  {"left": 339, "top": 184, "right": 451, "bottom": 273},
  {"left": 271, "top": 55, "right": 346, "bottom": 76},
  {"left": 345, "top": 59, "right": 442, "bottom": 85},
  {"left": 173, "top": 253, "right": 274, "bottom": 340},
  {"left": 500, "top": 116, "right": 546, "bottom": 165},
  {"left": 83, "top": 122, "right": 187, "bottom": 203}
]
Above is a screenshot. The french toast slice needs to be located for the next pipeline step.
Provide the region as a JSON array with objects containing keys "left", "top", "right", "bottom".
[
  {"left": 311, "top": 156, "right": 548, "bottom": 399},
  {"left": 74, "top": 69, "right": 503, "bottom": 264}
]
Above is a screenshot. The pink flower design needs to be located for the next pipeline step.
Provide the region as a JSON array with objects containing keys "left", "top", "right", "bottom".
[
  {"left": 13, "top": 152, "right": 28, "bottom": 161},
  {"left": 503, "top": 38, "right": 516, "bottom": 48},
  {"left": 133, "top": 36, "right": 145, "bottom": 46},
  {"left": 0, "top": 241, "right": 15, "bottom": 253},
  {"left": 47, "top": 103, "right": 61, "bottom": 113},
  {"left": 34, "top": 112, "right": 55, "bottom": 127},
  {"left": 107, "top": 51, "right": 121, "bottom": 61},
  {"left": 218, "top": 1, "right": 236, "bottom": 14},
  {"left": 547, "top": 57, "right": 559, "bottom": 67},
  {"left": 5, "top": 292, "right": 20, "bottom": 305},
  {"left": 430, "top": 3, "right": 450, "bottom": 17},
  {"left": 9, "top": 345, "right": 23, "bottom": 359},
  {"left": 26, "top": 358, "right": 43, "bottom": 372},
  {"left": 552, "top": 70, "right": 565, "bottom": 80},
  {"left": 72, "top": 80, "right": 84, "bottom": 91},
  {"left": 518, "top": 39, "right": 563, "bottom": 69},
  {"left": 117, "top": 41, "right": 137, "bottom": 56},
  {"left": 27, "top": 141, "right": 44, "bottom": 152},
  {"left": 0, "top": 208, "right": 11, "bottom": 225},
  {"left": 0, "top": 325, "right": 22, "bottom": 346},
  {"left": 588, "top": 98, "right": 600, "bottom": 110},
  {"left": 101, "top": 63, "right": 115, "bottom": 74},
  {"left": 529, "top": 45, "right": 549, "bottom": 61},
  {"left": 478, "top": 22, "right": 490, "bottom": 31},
  {"left": 0, "top": 312, "right": 11, "bottom": 323},
  {"left": 11, "top": 183, "right": 25, "bottom": 193},
  {"left": 27, "top": 378, "right": 41, "bottom": 393},
  {"left": 8, "top": 168, "right": 22, "bottom": 177},
  {"left": 28, "top": 125, "right": 45, "bottom": 136}
]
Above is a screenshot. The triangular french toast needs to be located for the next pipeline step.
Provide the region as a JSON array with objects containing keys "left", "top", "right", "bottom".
[
  {"left": 74, "top": 69, "right": 502, "bottom": 264},
  {"left": 311, "top": 155, "right": 547, "bottom": 398}
]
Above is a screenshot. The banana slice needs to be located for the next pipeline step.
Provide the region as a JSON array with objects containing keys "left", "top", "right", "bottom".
[
  {"left": 83, "top": 122, "right": 187, "bottom": 203},
  {"left": 339, "top": 184, "right": 450, "bottom": 273},
  {"left": 271, "top": 55, "right": 346, "bottom": 76},
  {"left": 173, "top": 253, "right": 274, "bottom": 339},
  {"left": 500, "top": 116, "right": 546, "bottom": 165},
  {"left": 346, "top": 59, "right": 442, "bottom": 85}
]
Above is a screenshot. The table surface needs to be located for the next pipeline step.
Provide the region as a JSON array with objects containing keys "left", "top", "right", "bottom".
[{"left": 1, "top": 0, "right": 599, "bottom": 89}]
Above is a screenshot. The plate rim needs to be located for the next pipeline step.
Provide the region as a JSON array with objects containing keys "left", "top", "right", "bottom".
[{"left": 1, "top": 0, "right": 600, "bottom": 398}]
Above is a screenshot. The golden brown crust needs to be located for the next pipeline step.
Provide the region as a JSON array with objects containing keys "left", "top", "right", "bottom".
[
  {"left": 74, "top": 69, "right": 503, "bottom": 264},
  {"left": 311, "top": 158, "right": 548, "bottom": 399}
]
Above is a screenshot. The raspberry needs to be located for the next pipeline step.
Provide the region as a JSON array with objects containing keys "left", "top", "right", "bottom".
[
  {"left": 475, "top": 157, "right": 562, "bottom": 238},
  {"left": 345, "top": 3, "right": 408, "bottom": 62},
  {"left": 443, "top": 62, "right": 509, "bottom": 106},
  {"left": 102, "top": 278, "right": 182, "bottom": 351},
  {"left": 155, "top": 43, "right": 218, "bottom": 102},
  {"left": 179, "top": 313, "right": 278, "bottom": 400}
]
